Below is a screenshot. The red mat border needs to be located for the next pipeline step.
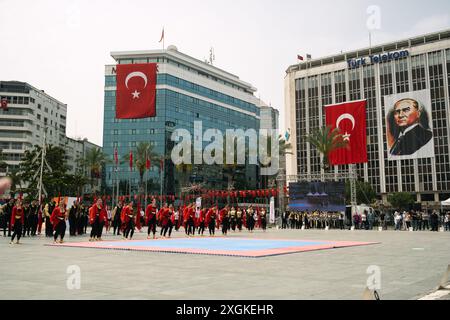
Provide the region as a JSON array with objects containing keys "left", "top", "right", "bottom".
[{"left": 45, "top": 238, "right": 379, "bottom": 258}]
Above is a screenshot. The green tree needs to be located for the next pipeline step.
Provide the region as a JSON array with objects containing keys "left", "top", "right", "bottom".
[
  {"left": 388, "top": 193, "right": 415, "bottom": 210},
  {"left": 80, "top": 147, "right": 109, "bottom": 195},
  {"left": 133, "top": 142, "right": 160, "bottom": 196},
  {"left": 345, "top": 180, "right": 377, "bottom": 204},
  {"left": 18, "top": 145, "right": 69, "bottom": 199},
  {"left": 306, "top": 126, "right": 348, "bottom": 172}
]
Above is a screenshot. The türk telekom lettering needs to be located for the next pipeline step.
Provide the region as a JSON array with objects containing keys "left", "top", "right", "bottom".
[{"left": 348, "top": 50, "right": 409, "bottom": 69}]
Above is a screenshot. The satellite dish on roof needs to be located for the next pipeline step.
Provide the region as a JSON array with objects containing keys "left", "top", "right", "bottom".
[{"left": 167, "top": 45, "right": 178, "bottom": 52}]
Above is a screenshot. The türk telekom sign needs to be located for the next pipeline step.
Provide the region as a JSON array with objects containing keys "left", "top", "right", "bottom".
[{"left": 347, "top": 50, "right": 409, "bottom": 69}]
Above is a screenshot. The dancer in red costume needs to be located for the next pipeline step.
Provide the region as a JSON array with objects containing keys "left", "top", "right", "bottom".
[{"left": 51, "top": 201, "right": 67, "bottom": 244}]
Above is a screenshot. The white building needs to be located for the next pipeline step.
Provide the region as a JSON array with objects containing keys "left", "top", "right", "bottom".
[
  {"left": 284, "top": 29, "right": 450, "bottom": 204},
  {"left": 0, "top": 81, "right": 100, "bottom": 179}
]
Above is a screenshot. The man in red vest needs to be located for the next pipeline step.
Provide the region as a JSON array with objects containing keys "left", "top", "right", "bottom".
[
  {"left": 89, "top": 198, "right": 107, "bottom": 241},
  {"left": 146, "top": 198, "right": 157, "bottom": 239},
  {"left": 121, "top": 201, "right": 135, "bottom": 240}
]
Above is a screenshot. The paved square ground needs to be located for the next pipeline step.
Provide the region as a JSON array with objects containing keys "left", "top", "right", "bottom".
[
  {"left": 46, "top": 237, "right": 377, "bottom": 258},
  {"left": 1, "top": 228, "right": 449, "bottom": 300}
]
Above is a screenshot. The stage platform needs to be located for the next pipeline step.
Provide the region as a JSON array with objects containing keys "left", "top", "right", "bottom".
[{"left": 46, "top": 237, "right": 378, "bottom": 258}]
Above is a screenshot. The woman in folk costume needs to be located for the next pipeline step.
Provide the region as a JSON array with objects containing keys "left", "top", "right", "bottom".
[
  {"left": 254, "top": 207, "right": 260, "bottom": 229},
  {"left": 219, "top": 205, "right": 230, "bottom": 236},
  {"left": 206, "top": 206, "right": 217, "bottom": 236},
  {"left": 111, "top": 200, "right": 123, "bottom": 236},
  {"left": 135, "top": 201, "right": 142, "bottom": 233},
  {"left": 229, "top": 206, "right": 237, "bottom": 232},
  {"left": 121, "top": 201, "right": 135, "bottom": 240},
  {"left": 10, "top": 199, "right": 25, "bottom": 245},
  {"left": 51, "top": 201, "right": 68, "bottom": 244},
  {"left": 260, "top": 207, "right": 267, "bottom": 231},
  {"left": 173, "top": 207, "right": 181, "bottom": 231},
  {"left": 146, "top": 198, "right": 158, "bottom": 239},
  {"left": 197, "top": 207, "right": 206, "bottom": 236},
  {"left": 158, "top": 203, "right": 169, "bottom": 237},
  {"left": 236, "top": 207, "right": 243, "bottom": 232},
  {"left": 89, "top": 198, "right": 107, "bottom": 241},
  {"left": 185, "top": 203, "right": 196, "bottom": 237},
  {"left": 247, "top": 205, "right": 255, "bottom": 233},
  {"left": 162, "top": 204, "right": 175, "bottom": 238}
]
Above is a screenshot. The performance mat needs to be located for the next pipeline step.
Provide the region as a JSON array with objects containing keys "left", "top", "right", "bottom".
[{"left": 46, "top": 237, "right": 378, "bottom": 258}]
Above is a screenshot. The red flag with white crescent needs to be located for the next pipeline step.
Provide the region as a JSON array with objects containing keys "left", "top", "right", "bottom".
[
  {"left": 325, "top": 100, "right": 368, "bottom": 165},
  {"left": 116, "top": 63, "right": 157, "bottom": 119}
]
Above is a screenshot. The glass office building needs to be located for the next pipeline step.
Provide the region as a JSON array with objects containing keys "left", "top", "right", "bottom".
[
  {"left": 285, "top": 29, "right": 450, "bottom": 205},
  {"left": 103, "top": 46, "right": 261, "bottom": 196}
]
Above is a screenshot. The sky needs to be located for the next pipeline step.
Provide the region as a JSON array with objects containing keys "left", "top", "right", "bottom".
[{"left": 1, "top": 0, "right": 450, "bottom": 147}]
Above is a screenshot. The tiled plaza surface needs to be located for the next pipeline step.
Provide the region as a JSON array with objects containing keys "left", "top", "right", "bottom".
[{"left": 1, "top": 228, "right": 449, "bottom": 300}]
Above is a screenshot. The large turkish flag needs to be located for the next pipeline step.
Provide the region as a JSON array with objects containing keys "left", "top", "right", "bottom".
[
  {"left": 116, "top": 63, "right": 157, "bottom": 119},
  {"left": 325, "top": 100, "right": 368, "bottom": 165}
]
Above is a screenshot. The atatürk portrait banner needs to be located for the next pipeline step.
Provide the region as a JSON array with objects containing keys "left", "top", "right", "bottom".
[{"left": 384, "top": 89, "right": 434, "bottom": 160}]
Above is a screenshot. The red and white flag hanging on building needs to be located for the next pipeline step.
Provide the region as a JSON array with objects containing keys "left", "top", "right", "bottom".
[
  {"left": 116, "top": 63, "right": 157, "bottom": 119},
  {"left": 325, "top": 100, "right": 368, "bottom": 165}
]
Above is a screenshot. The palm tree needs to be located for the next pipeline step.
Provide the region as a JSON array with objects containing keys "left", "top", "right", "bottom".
[
  {"left": 306, "top": 126, "right": 348, "bottom": 172},
  {"left": 81, "top": 148, "right": 109, "bottom": 195},
  {"left": 133, "top": 142, "right": 160, "bottom": 196}
]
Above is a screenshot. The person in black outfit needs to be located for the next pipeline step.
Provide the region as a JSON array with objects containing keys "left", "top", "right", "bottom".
[
  {"left": 388, "top": 98, "right": 433, "bottom": 156},
  {"left": 430, "top": 210, "right": 439, "bottom": 232},
  {"left": 22, "top": 201, "right": 31, "bottom": 237},
  {"left": 112, "top": 201, "right": 123, "bottom": 236},
  {"left": 68, "top": 201, "right": 78, "bottom": 236},
  {"left": 29, "top": 200, "right": 39, "bottom": 236},
  {"left": 5, "top": 198, "right": 15, "bottom": 237}
]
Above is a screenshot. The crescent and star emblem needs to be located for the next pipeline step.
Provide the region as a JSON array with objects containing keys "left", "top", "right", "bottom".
[
  {"left": 336, "top": 113, "right": 355, "bottom": 141},
  {"left": 125, "top": 72, "right": 148, "bottom": 100}
]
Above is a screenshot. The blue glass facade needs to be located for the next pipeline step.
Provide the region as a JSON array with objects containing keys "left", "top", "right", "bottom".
[{"left": 103, "top": 56, "right": 260, "bottom": 195}]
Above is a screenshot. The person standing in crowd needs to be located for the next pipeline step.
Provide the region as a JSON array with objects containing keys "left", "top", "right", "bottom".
[
  {"left": 51, "top": 201, "right": 67, "bottom": 244},
  {"left": 162, "top": 204, "right": 175, "bottom": 238},
  {"left": 89, "top": 198, "right": 107, "bottom": 241},
  {"left": 43, "top": 201, "right": 52, "bottom": 237},
  {"left": 206, "top": 206, "right": 217, "bottom": 237},
  {"left": 367, "top": 209, "right": 374, "bottom": 230},
  {"left": 22, "top": 201, "right": 30, "bottom": 237},
  {"left": 76, "top": 204, "right": 84, "bottom": 235},
  {"left": 236, "top": 207, "right": 243, "bottom": 232},
  {"left": 229, "top": 206, "right": 237, "bottom": 232},
  {"left": 158, "top": 203, "right": 169, "bottom": 238},
  {"left": 111, "top": 201, "right": 123, "bottom": 236},
  {"left": 394, "top": 211, "right": 401, "bottom": 231},
  {"left": 260, "top": 207, "right": 267, "bottom": 232},
  {"left": 281, "top": 210, "right": 287, "bottom": 229},
  {"left": 29, "top": 200, "right": 39, "bottom": 236},
  {"left": 146, "top": 199, "right": 157, "bottom": 239},
  {"left": 430, "top": 210, "right": 439, "bottom": 232},
  {"left": 10, "top": 200, "right": 24, "bottom": 245},
  {"left": 174, "top": 207, "right": 181, "bottom": 231},
  {"left": 405, "top": 211, "right": 412, "bottom": 231},
  {"left": 339, "top": 212, "right": 345, "bottom": 230},
  {"left": 197, "top": 206, "right": 206, "bottom": 236},
  {"left": 186, "top": 203, "right": 196, "bottom": 237},
  {"left": 379, "top": 211, "right": 386, "bottom": 230},
  {"left": 68, "top": 201, "right": 78, "bottom": 236},
  {"left": 444, "top": 212, "right": 450, "bottom": 231},
  {"left": 5, "top": 198, "right": 15, "bottom": 237},
  {"left": 122, "top": 201, "right": 135, "bottom": 240},
  {"left": 421, "top": 210, "right": 429, "bottom": 231},
  {"left": 0, "top": 203, "right": 7, "bottom": 237},
  {"left": 220, "top": 205, "right": 230, "bottom": 236},
  {"left": 246, "top": 205, "right": 255, "bottom": 233}
]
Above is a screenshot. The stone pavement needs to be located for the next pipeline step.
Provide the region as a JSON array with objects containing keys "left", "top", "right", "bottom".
[{"left": 0, "top": 228, "right": 449, "bottom": 300}]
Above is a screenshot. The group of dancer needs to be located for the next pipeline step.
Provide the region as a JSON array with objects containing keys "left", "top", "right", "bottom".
[
  {"left": 111, "top": 200, "right": 269, "bottom": 241},
  {"left": 1, "top": 196, "right": 270, "bottom": 244}
]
